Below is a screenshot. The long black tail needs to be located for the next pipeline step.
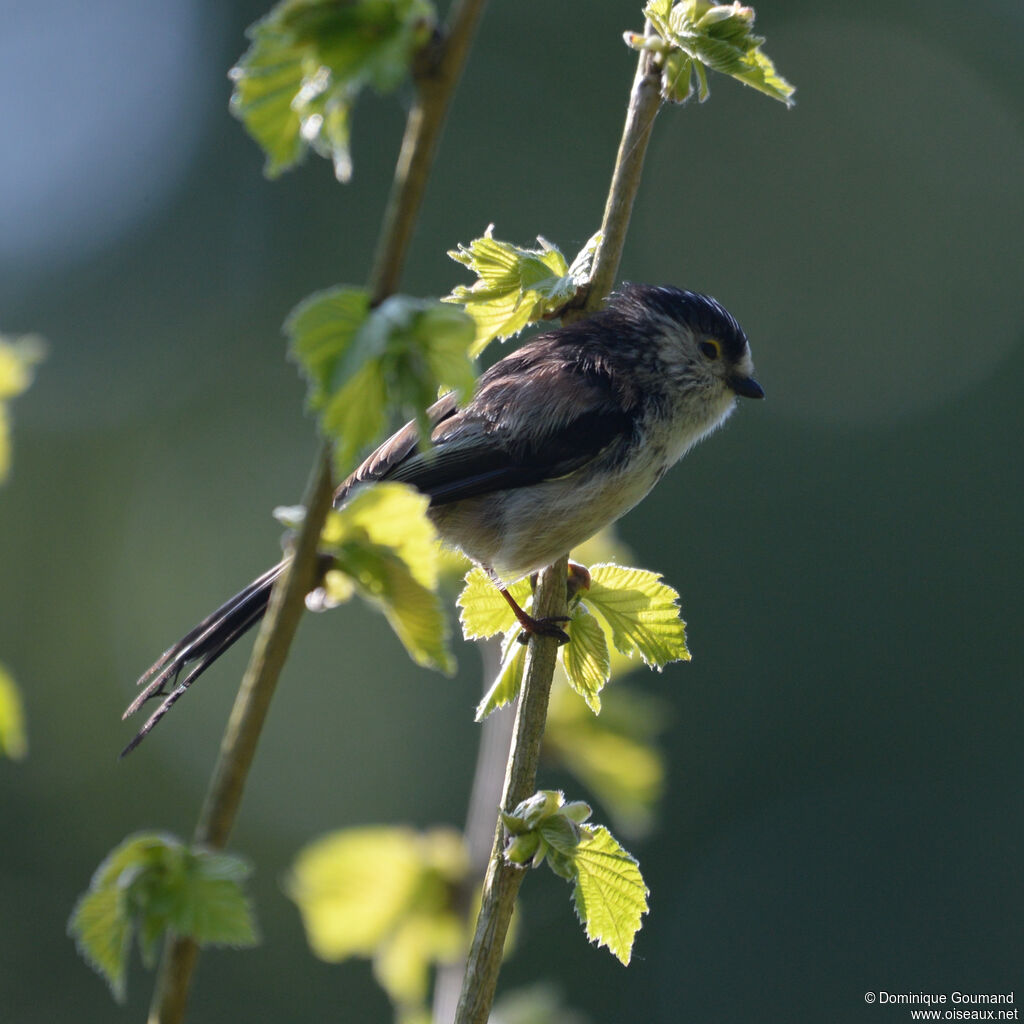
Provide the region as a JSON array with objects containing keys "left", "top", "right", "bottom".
[{"left": 120, "top": 561, "right": 287, "bottom": 756}]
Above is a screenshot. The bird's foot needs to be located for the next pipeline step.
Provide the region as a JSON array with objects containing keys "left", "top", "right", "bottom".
[{"left": 515, "top": 614, "right": 571, "bottom": 645}]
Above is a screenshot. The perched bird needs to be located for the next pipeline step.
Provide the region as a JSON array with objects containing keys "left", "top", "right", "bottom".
[{"left": 122, "top": 284, "right": 763, "bottom": 753}]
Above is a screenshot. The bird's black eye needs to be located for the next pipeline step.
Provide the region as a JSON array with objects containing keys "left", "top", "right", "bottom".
[{"left": 699, "top": 339, "right": 722, "bottom": 360}]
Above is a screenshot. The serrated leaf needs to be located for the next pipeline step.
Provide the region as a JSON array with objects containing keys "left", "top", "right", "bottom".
[
  {"left": 476, "top": 631, "right": 527, "bottom": 720},
  {"left": 230, "top": 0, "right": 436, "bottom": 180},
  {"left": 583, "top": 564, "right": 689, "bottom": 668},
  {"left": 68, "top": 885, "right": 132, "bottom": 1002},
  {"left": 69, "top": 834, "right": 257, "bottom": 1002},
  {"left": 0, "top": 662, "right": 27, "bottom": 759},
  {"left": 457, "top": 567, "right": 531, "bottom": 640},
  {"left": 287, "top": 290, "right": 476, "bottom": 475},
  {"left": 571, "top": 826, "right": 648, "bottom": 965},
  {"left": 561, "top": 606, "right": 611, "bottom": 713},
  {"left": 729, "top": 45, "right": 796, "bottom": 105},
  {"left": 443, "top": 228, "right": 600, "bottom": 356},
  {"left": 327, "top": 483, "right": 439, "bottom": 590},
  {"left": 337, "top": 542, "right": 454, "bottom": 673},
  {"left": 304, "top": 484, "right": 454, "bottom": 671},
  {"left": 633, "top": 1, "right": 794, "bottom": 108},
  {"left": 175, "top": 860, "right": 258, "bottom": 948}
]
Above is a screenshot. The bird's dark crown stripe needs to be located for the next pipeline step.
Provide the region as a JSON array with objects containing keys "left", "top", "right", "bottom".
[{"left": 610, "top": 284, "right": 748, "bottom": 362}]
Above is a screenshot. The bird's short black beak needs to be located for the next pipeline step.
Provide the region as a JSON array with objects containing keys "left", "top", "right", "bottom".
[{"left": 730, "top": 374, "right": 765, "bottom": 399}]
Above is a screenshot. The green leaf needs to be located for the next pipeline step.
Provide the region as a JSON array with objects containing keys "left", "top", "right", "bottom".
[
  {"left": 290, "top": 484, "right": 455, "bottom": 672},
  {"left": 475, "top": 630, "right": 527, "bottom": 720},
  {"left": 583, "top": 564, "right": 689, "bottom": 669},
  {"left": 337, "top": 542, "right": 454, "bottom": 673},
  {"left": 287, "top": 826, "right": 467, "bottom": 1008},
  {"left": 287, "top": 827, "right": 431, "bottom": 960},
  {"left": 68, "top": 884, "right": 132, "bottom": 1001},
  {"left": 630, "top": 1, "right": 794, "bottom": 108},
  {"left": 325, "top": 482, "right": 441, "bottom": 590},
  {"left": 561, "top": 606, "right": 611, "bottom": 713},
  {"left": 0, "top": 662, "right": 27, "bottom": 759},
  {"left": 69, "top": 834, "right": 257, "bottom": 1002},
  {"left": 457, "top": 567, "right": 531, "bottom": 640},
  {"left": 287, "top": 289, "right": 476, "bottom": 474},
  {"left": 230, "top": 0, "right": 436, "bottom": 180},
  {"left": 571, "top": 825, "right": 648, "bottom": 965},
  {"left": 538, "top": 814, "right": 582, "bottom": 858},
  {"left": 444, "top": 227, "right": 601, "bottom": 356},
  {"left": 498, "top": 792, "right": 647, "bottom": 962},
  {"left": 286, "top": 285, "right": 371, "bottom": 404}
]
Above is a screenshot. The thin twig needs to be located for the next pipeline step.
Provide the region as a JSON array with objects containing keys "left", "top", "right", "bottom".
[
  {"left": 452, "top": 36, "right": 664, "bottom": 1023},
  {"left": 454, "top": 557, "right": 568, "bottom": 1024},
  {"left": 371, "top": 0, "right": 489, "bottom": 303},
  {"left": 147, "top": 447, "right": 335, "bottom": 1024},
  {"left": 579, "top": 25, "right": 662, "bottom": 317}
]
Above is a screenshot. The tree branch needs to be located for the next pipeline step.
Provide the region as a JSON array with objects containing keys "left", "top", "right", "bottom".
[
  {"left": 148, "top": 447, "right": 335, "bottom": 1024},
  {"left": 579, "top": 28, "right": 662, "bottom": 317},
  {"left": 452, "top": 36, "right": 664, "bottom": 1023},
  {"left": 454, "top": 557, "right": 568, "bottom": 1024},
  {"left": 145, "top": 2, "right": 489, "bottom": 1020}
]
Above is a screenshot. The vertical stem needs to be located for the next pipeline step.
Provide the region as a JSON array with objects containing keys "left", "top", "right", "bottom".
[
  {"left": 454, "top": 558, "right": 568, "bottom": 1024},
  {"left": 452, "top": 36, "right": 664, "bottom": 1024},
  {"left": 580, "top": 30, "right": 662, "bottom": 316},
  {"left": 370, "top": 0, "right": 489, "bottom": 303}
]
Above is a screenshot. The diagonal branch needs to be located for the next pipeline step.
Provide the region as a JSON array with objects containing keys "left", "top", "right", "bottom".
[{"left": 146, "top": 3, "right": 489, "bottom": 1022}]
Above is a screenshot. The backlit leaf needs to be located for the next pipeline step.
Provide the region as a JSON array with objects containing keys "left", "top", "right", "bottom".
[
  {"left": 628, "top": 1, "right": 794, "bottom": 108},
  {"left": 571, "top": 825, "right": 648, "bottom": 965},
  {"left": 475, "top": 631, "right": 527, "bottom": 720},
  {"left": 458, "top": 567, "right": 531, "bottom": 641},
  {"left": 561, "top": 607, "right": 610, "bottom": 713},
  {"left": 69, "top": 834, "right": 257, "bottom": 1002},
  {"left": 286, "top": 289, "right": 475, "bottom": 475},
  {"left": 583, "top": 564, "right": 689, "bottom": 668},
  {"left": 230, "top": 0, "right": 436, "bottom": 180},
  {"left": 444, "top": 228, "right": 601, "bottom": 356}
]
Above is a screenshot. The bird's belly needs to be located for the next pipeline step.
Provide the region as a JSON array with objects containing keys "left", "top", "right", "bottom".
[{"left": 430, "top": 460, "right": 664, "bottom": 582}]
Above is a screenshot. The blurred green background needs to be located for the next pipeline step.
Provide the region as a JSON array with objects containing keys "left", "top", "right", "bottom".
[{"left": 2, "top": 1, "right": 1022, "bottom": 1021}]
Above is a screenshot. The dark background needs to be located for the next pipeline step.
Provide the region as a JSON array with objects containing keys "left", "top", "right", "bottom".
[{"left": 1, "top": 1, "right": 1021, "bottom": 1021}]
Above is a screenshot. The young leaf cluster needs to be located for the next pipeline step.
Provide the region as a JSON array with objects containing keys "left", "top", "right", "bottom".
[
  {"left": 230, "top": 0, "right": 436, "bottom": 180},
  {"left": 286, "top": 287, "right": 476, "bottom": 473},
  {"left": 625, "top": 1, "right": 794, "bottom": 107},
  {"left": 68, "top": 833, "right": 257, "bottom": 1002},
  {"left": 443, "top": 228, "right": 601, "bottom": 356},
  {"left": 459, "top": 563, "right": 689, "bottom": 720},
  {"left": 275, "top": 483, "right": 455, "bottom": 673},
  {"left": 287, "top": 826, "right": 468, "bottom": 1015},
  {"left": 501, "top": 791, "right": 649, "bottom": 965}
]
